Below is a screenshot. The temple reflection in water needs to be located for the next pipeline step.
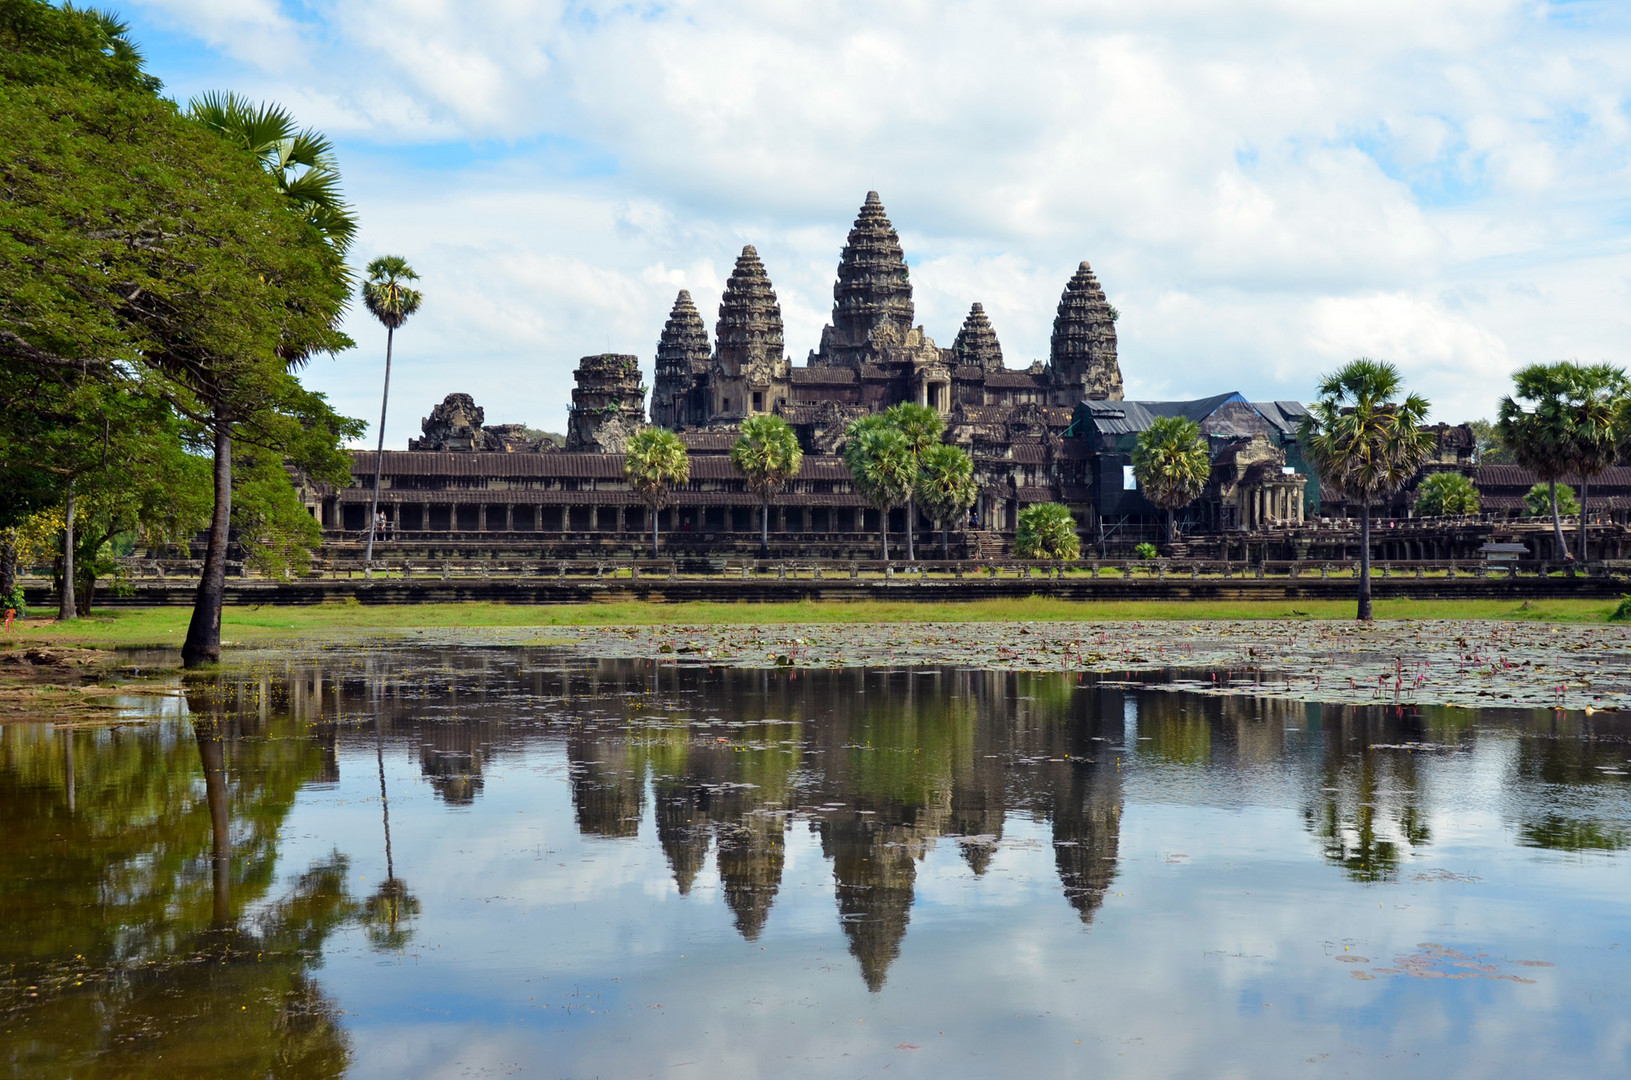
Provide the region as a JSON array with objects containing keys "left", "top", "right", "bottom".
[{"left": 209, "top": 646, "right": 1628, "bottom": 991}]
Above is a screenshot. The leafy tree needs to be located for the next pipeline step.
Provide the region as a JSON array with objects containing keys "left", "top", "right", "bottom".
[
  {"left": 625, "top": 427, "right": 690, "bottom": 557},
  {"left": 915, "top": 443, "right": 977, "bottom": 557},
  {"left": 1131, "top": 415, "right": 1211, "bottom": 545},
  {"left": 0, "top": 3, "right": 359, "bottom": 659},
  {"left": 729, "top": 414, "right": 803, "bottom": 557},
  {"left": 359, "top": 255, "right": 423, "bottom": 564},
  {"left": 843, "top": 415, "right": 916, "bottom": 561},
  {"left": 1466, "top": 418, "right": 1514, "bottom": 464},
  {"left": 1015, "top": 502, "right": 1080, "bottom": 560},
  {"left": 1524, "top": 481, "right": 1577, "bottom": 518},
  {"left": 1299, "top": 359, "right": 1433, "bottom": 621},
  {"left": 1413, "top": 472, "right": 1480, "bottom": 517},
  {"left": 1498, "top": 363, "right": 1583, "bottom": 560},
  {"left": 882, "top": 403, "right": 944, "bottom": 561}
]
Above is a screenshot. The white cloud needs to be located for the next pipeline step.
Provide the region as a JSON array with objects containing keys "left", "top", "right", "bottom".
[{"left": 125, "top": 0, "right": 1631, "bottom": 437}]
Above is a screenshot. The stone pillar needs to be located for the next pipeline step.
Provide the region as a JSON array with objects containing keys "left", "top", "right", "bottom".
[
  {"left": 505, "top": 504, "right": 514, "bottom": 532},
  {"left": 422, "top": 503, "right": 430, "bottom": 533},
  {"left": 562, "top": 505, "right": 570, "bottom": 533},
  {"left": 590, "top": 505, "right": 599, "bottom": 531},
  {"left": 478, "top": 504, "right": 488, "bottom": 532}
]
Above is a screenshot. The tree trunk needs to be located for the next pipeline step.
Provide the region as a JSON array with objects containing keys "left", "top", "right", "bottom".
[
  {"left": 1, "top": 527, "right": 15, "bottom": 603},
  {"left": 941, "top": 518, "right": 950, "bottom": 558},
  {"left": 760, "top": 496, "right": 770, "bottom": 558},
  {"left": 905, "top": 498, "right": 916, "bottom": 562},
  {"left": 376, "top": 713, "right": 395, "bottom": 882},
  {"left": 365, "top": 325, "right": 395, "bottom": 565},
  {"left": 193, "top": 714, "right": 232, "bottom": 928},
  {"left": 880, "top": 506, "right": 890, "bottom": 562},
  {"left": 1164, "top": 507, "right": 1174, "bottom": 547},
  {"left": 1579, "top": 478, "right": 1591, "bottom": 563},
  {"left": 1549, "top": 480, "right": 1565, "bottom": 560},
  {"left": 183, "top": 419, "right": 232, "bottom": 667},
  {"left": 651, "top": 504, "right": 660, "bottom": 559},
  {"left": 57, "top": 480, "right": 76, "bottom": 621},
  {"left": 1357, "top": 502, "right": 1373, "bottom": 622}
]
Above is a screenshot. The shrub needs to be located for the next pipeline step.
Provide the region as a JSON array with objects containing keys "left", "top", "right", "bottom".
[
  {"left": 1015, "top": 503, "right": 1080, "bottom": 560},
  {"left": 1610, "top": 596, "right": 1631, "bottom": 623},
  {"left": 1523, "top": 482, "right": 1578, "bottom": 518},
  {"left": 1414, "top": 472, "right": 1480, "bottom": 516},
  {"left": 1134, "top": 542, "right": 1159, "bottom": 560}
]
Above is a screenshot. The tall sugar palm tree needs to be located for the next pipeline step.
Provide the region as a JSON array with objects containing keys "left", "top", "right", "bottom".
[
  {"left": 883, "top": 402, "right": 944, "bottom": 562},
  {"left": 730, "top": 415, "right": 803, "bottom": 558},
  {"left": 1299, "top": 359, "right": 1433, "bottom": 621},
  {"left": 1131, "top": 415, "right": 1212, "bottom": 546},
  {"left": 915, "top": 442, "right": 976, "bottom": 557},
  {"left": 360, "top": 256, "right": 423, "bottom": 565},
  {"left": 1498, "top": 363, "right": 1581, "bottom": 560},
  {"left": 626, "top": 427, "right": 690, "bottom": 558},
  {"left": 187, "top": 91, "right": 357, "bottom": 252},
  {"left": 844, "top": 415, "right": 916, "bottom": 562},
  {"left": 1565, "top": 363, "right": 1628, "bottom": 562}
]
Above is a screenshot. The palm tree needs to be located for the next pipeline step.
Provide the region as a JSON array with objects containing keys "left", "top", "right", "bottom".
[
  {"left": 360, "top": 256, "right": 423, "bottom": 565},
  {"left": 843, "top": 415, "right": 916, "bottom": 561},
  {"left": 1299, "top": 359, "right": 1433, "bottom": 621},
  {"left": 364, "top": 711, "right": 420, "bottom": 952},
  {"left": 882, "top": 403, "right": 944, "bottom": 561},
  {"left": 729, "top": 415, "right": 803, "bottom": 558},
  {"left": 1131, "top": 416, "right": 1211, "bottom": 546},
  {"left": 1498, "top": 363, "right": 1582, "bottom": 560},
  {"left": 1565, "top": 364, "right": 1628, "bottom": 561},
  {"left": 915, "top": 443, "right": 976, "bottom": 557},
  {"left": 187, "top": 91, "right": 357, "bottom": 252},
  {"left": 625, "top": 427, "right": 690, "bottom": 558}
]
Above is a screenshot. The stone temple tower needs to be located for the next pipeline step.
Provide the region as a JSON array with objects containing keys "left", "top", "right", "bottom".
[
  {"left": 565, "top": 353, "right": 647, "bottom": 452},
  {"left": 710, "top": 246, "right": 790, "bottom": 420},
  {"left": 812, "top": 191, "right": 915, "bottom": 367},
  {"left": 952, "top": 302, "right": 1004, "bottom": 374},
  {"left": 1047, "top": 261, "right": 1122, "bottom": 404},
  {"left": 651, "top": 290, "right": 711, "bottom": 429}
]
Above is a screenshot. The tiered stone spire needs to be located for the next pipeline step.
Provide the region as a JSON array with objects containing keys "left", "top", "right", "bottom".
[
  {"left": 819, "top": 191, "right": 915, "bottom": 365},
  {"left": 651, "top": 289, "right": 710, "bottom": 428},
  {"left": 714, "top": 246, "right": 785, "bottom": 376},
  {"left": 952, "top": 302, "right": 1004, "bottom": 372},
  {"left": 711, "top": 246, "right": 789, "bottom": 417},
  {"left": 1047, "top": 261, "right": 1122, "bottom": 402}
]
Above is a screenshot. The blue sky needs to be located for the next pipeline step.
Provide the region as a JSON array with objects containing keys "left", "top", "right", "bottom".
[{"left": 118, "top": 0, "right": 1631, "bottom": 442}]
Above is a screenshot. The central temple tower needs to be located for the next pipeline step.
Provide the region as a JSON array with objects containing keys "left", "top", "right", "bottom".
[{"left": 811, "top": 191, "right": 917, "bottom": 368}]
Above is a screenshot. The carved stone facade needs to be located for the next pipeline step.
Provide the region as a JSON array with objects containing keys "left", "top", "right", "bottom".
[
  {"left": 410, "top": 393, "right": 548, "bottom": 452},
  {"left": 565, "top": 354, "right": 647, "bottom": 453},
  {"left": 709, "top": 246, "right": 790, "bottom": 421},
  {"left": 1047, "top": 261, "right": 1122, "bottom": 406},
  {"left": 650, "top": 290, "right": 710, "bottom": 429}
]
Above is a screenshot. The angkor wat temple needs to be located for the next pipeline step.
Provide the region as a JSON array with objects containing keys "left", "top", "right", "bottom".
[{"left": 312, "top": 192, "right": 1518, "bottom": 559}]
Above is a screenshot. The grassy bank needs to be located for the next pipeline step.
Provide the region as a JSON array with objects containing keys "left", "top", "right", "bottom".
[{"left": 0, "top": 596, "right": 1619, "bottom": 649}]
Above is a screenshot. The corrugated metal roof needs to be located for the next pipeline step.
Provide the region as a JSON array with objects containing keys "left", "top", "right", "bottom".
[
  {"left": 1252, "top": 400, "right": 1310, "bottom": 437},
  {"left": 1073, "top": 392, "right": 1255, "bottom": 436}
]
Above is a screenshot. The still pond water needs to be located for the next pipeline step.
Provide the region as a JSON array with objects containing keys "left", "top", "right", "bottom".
[{"left": 3, "top": 646, "right": 1630, "bottom": 1079}]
